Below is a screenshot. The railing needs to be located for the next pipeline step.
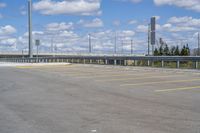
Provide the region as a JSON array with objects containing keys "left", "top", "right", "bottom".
[{"left": 0, "top": 56, "right": 200, "bottom": 69}]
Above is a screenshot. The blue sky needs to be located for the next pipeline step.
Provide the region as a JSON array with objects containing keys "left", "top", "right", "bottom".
[{"left": 0, "top": 0, "right": 200, "bottom": 54}]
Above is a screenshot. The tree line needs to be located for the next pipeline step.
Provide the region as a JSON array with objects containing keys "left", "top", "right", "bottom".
[{"left": 154, "top": 44, "right": 190, "bottom": 56}]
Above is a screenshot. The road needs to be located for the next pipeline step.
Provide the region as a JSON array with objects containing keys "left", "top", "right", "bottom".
[{"left": 0, "top": 64, "right": 200, "bottom": 133}]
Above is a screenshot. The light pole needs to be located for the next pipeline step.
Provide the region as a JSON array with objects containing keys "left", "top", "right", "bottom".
[
  {"left": 88, "top": 34, "right": 92, "bottom": 53},
  {"left": 131, "top": 39, "right": 133, "bottom": 55},
  {"left": 28, "top": 0, "right": 33, "bottom": 58},
  {"left": 114, "top": 31, "right": 117, "bottom": 54},
  {"left": 198, "top": 32, "right": 200, "bottom": 56},
  {"left": 35, "top": 40, "right": 40, "bottom": 62},
  {"left": 148, "top": 24, "right": 151, "bottom": 56}
]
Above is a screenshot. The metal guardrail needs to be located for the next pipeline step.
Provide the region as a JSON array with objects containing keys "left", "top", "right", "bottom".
[{"left": 0, "top": 55, "right": 200, "bottom": 69}]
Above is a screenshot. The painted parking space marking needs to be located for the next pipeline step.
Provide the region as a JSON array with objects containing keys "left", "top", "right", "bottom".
[
  {"left": 96, "top": 74, "right": 184, "bottom": 82},
  {"left": 80, "top": 72, "right": 157, "bottom": 79},
  {"left": 155, "top": 86, "right": 200, "bottom": 93},
  {"left": 120, "top": 78, "right": 200, "bottom": 86}
]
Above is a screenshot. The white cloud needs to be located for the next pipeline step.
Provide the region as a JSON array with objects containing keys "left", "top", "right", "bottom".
[
  {"left": 78, "top": 18, "right": 104, "bottom": 28},
  {"left": 168, "top": 16, "right": 200, "bottom": 27},
  {"left": 154, "top": 0, "right": 200, "bottom": 12},
  {"left": 115, "top": 0, "right": 142, "bottom": 3},
  {"left": 0, "top": 3, "right": 6, "bottom": 8},
  {"left": 0, "top": 25, "right": 17, "bottom": 35},
  {"left": 45, "top": 22, "right": 74, "bottom": 31},
  {"left": 136, "top": 25, "right": 148, "bottom": 32},
  {"left": 33, "top": 0, "right": 101, "bottom": 16},
  {"left": 0, "top": 14, "right": 3, "bottom": 19},
  {"left": 128, "top": 20, "right": 137, "bottom": 25},
  {"left": 113, "top": 20, "right": 121, "bottom": 26}
]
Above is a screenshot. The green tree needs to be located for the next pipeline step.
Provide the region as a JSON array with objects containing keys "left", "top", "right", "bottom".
[
  {"left": 180, "top": 45, "right": 190, "bottom": 56},
  {"left": 174, "top": 46, "right": 180, "bottom": 56},
  {"left": 186, "top": 44, "right": 190, "bottom": 56},
  {"left": 163, "top": 45, "right": 170, "bottom": 55},
  {"left": 170, "top": 46, "right": 176, "bottom": 56},
  {"left": 154, "top": 48, "right": 159, "bottom": 56},
  {"left": 158, "top": 46, "right": 163, "bottom": 56}
]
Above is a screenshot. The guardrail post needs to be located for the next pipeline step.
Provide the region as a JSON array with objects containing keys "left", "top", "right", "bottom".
[
  {"left": 152, "top": 61, "right": 154, "bottom": 67},
  {"left": 114, "top": 60, "right": 117, "bottom": 65},
  {"left": 195, "top": 61, "right": 198, "bottom": 69},
  {"left": 161, "top": 60, "right": 164, "bottom": 68},
  {"left": 105, "top": 60, "right": 108, "bottom": 65},
  {"left": 147, "top": 60, "right": 150, "bottom": 66},
  {"left": 124, "top": 60, "right": 127, "bottom": 66},
  {"left": 134, "top": 60, "right": 137, "bottom": 66},
  {"left": 90, "top": 59, "right": 92, "bottom": 64},
  {"left": 177, "top": 61, "right": 180, "bottom": 69}
]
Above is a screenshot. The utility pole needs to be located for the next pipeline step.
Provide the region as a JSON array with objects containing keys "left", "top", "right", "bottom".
[
  {"left": 121, "top": 40, "right": 124, "bottom": 54},
  {"left": 28, "top": 0, "right": 33, "bottom": 58},
  {"left": 131, "top": 40, "right": 133, "bottom": 55},
  {"left": 114, "top": 31, "right": 117, "bottom": 54},
  {"left": 51, "top": 38, "right": 54, "bottom": 53},
  {"left": 88, "top": 34, "right": 92, "bottom": 53},
  {"left": 35, "top": 40, "right": 40, "bottom": 63},
  {"left": 198, "top": 32, "right": 200, "bottom": 56},
  {"left": 148, "top": 24, "right": 151, "bottom": 56}
]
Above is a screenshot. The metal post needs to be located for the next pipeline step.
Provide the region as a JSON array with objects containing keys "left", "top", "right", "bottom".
[
  {"left": 37, "top": 45, "right": 39, "bottom": 62},
  {"left": 114, "top": 31, "right": 117, "bottom": 54},
  {"left": 131, "top": 40, "right": 133, "bottom": 55},
  {"left": 198, "top": 32, "right": 200, "bottom": 56},
  {"left": 148, "top": 24, "right": 151, "bottom": 56},
  {"left": 114, "top": 60, "right": 117, "bottom": 65},
  {"left": 124, "top": 60, "right": 127, "bottom": 66},
  {"left": 28, "top": 0, "right": 33, "bottom": 58},
  {"left": 105, "top": 60, "right": 108, "bottom": 65},
  {"left": 134, "top": 60, "right": 137, "bottom": 66},
  {"left": 121, "top": 40, "right": 123, "bottom": 54},
  {"left": 88, "top": 34, "right": 92, "bottom": 53},
  {"left": 161, "top": 60, "right": 164, "bottom": 68},
  {"left": 177, "top": 61, "right": 180, "bottom": 69},
  {"left": 195, "top": 61, "right": 198, "bottom": 69},
  {"left": 147, "top": 60, "right": 150, "bottom": 66}
]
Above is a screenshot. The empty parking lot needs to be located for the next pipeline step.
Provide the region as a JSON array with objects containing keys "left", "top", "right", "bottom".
[{"left": 0, "top": 64, "right": 200, "bottom": 133}]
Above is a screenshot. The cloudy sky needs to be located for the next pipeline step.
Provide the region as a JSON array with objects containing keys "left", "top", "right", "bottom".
[{"left": 0, "top": 0, "right": 199, "bottom": 54}]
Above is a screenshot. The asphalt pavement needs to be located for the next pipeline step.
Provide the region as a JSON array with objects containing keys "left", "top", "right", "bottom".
[{"left": 0, "top": 64, "right": 200, "bottom": 133}]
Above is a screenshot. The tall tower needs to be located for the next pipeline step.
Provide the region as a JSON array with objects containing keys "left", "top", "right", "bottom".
[
  {"left": 151, "top": 17, "right": 156, "bottom": 55},
  {"left": 198, "top": 32, "right": 200, "bottom": 56},
  {"left": 28, "top": 0, "right": 33, "bottom": 58}
]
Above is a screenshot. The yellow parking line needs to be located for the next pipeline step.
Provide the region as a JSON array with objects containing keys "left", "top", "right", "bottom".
[
  {"left": 155, "top": 86, "right": 200, "bottom": 93},
  {"left": 96, "top": 74, "right": 183, "bottom": 82},
  {"left": 16, "top": 66, "right": 33, "bottom": 69},
  {"left": 16, "top": 64, "right": 74, "bottom": 69},
  {"left": 120, "top": 78, "right": 200, "bottom": 87},
  {"left": 81, "top": 72, "right": 155, "bottom": 79}
]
